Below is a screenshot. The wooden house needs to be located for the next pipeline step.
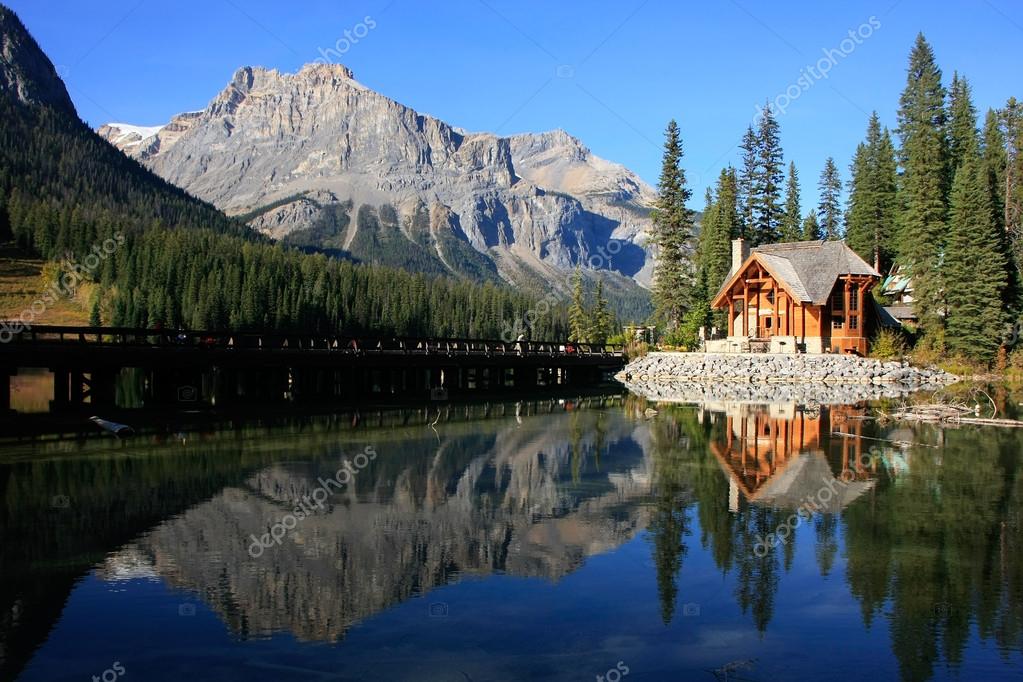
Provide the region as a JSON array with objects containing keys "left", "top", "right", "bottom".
[{"left": 709, "top": 239, "right": 881, "bottom": 355}]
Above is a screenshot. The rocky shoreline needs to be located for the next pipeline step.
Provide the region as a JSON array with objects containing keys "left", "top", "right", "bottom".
[{"left": 616, "top": 352, "right": 958, "bottom": 405}]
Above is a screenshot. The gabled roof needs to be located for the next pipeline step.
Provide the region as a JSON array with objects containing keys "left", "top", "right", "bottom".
[{"left": 712, "top": 240, "right": 880, "bottom": 308}]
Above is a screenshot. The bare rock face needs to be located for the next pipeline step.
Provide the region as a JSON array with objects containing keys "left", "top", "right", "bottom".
[
  {"left": 99, "top": 63, "right": 656, "bottom": 290},
  {"left": 0, "top": 6, "right": 76, "bottom": 113}
]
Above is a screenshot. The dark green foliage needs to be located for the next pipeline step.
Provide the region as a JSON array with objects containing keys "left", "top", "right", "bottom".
[
  {"left": 568, "top": 267, "right": 587, "bottom": 342},
  {"left": 802, "top": 210, "right": 821, "bottom": 241},
  {"left": 896, "top": 33, "right": 950, "bottom": 336},
  {"left": 945, "top": 117, "right": 1008, "bottom": 362},
  {"left": 781, "top": 162, "right": 802, "bottom": 242},
  {"left": 738, "top": 126, "right": 758, "bottom": 240},
  {"left": 651, "top": 120, "right": 696, "bottom": 331},
  {"left": 817, "top": 157, "right": 842, "bottom": 240},
  {"left": 751, "top": 105, "right": 785, "bottom": 245},
  {"left": 846, "top": 113, "right": 899, "bottom": 270},
  {"left": 697, "top": 167, "right": 739, "bottom": 330},
  {"left": 948, "top": 73, "right": 978, "bottom": 177},
  {"left": 588, "top": 278, "right": 613, "bottom": 344}
]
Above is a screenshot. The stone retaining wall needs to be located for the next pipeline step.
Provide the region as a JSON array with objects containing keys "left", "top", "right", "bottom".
[{"left": 617, "top": 352, "right": 957, "bottom": 387}]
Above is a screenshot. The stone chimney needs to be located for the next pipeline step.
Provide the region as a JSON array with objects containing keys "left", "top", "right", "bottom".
[{"left": 730, "top": 238, "right": 750, "bottom": 276}]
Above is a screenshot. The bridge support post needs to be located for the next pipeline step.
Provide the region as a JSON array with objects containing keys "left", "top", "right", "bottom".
[
  {"left": 50, "top": 368, "right": 70, "bottom": 412},
  {"left": 0, "top": 369, "right": 10, "bottom": 413}
]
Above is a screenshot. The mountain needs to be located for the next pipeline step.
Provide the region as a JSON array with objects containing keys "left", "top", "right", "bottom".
[
  {"left": 0, "top": 7, "right": 74, "bottom": 113},
  {"left": 98, "top": 64, "right": 657, "bottom": 298},
  {"left": 0, "top": 4, "right": 569, "bottom": 338}
]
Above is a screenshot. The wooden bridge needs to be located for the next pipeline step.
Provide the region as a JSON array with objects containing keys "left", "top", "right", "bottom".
[{"left": 0, "top": 324, "right": 626, "bottom": 412}]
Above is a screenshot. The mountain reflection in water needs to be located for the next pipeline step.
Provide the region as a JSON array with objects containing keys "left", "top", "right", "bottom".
[{"left": 3, "top": 394, "right": 1022, "bottom": 681}]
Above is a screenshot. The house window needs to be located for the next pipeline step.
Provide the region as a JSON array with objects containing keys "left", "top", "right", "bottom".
[
  {"left": 850, "top": 293, "right": 859, "bottom": 311},
  {"left": 765, "top": 317, "right": 773, "bottom": 330},
  {"left": 767, "top": 290, "right": 775, "bottom": 304},
  {"left": 831, "top": 294, "right": 843, "bottom": 313},
  {"left": 850, "top": 316, "right": 859, "bottom": 330},
  {"left": 833, "top": 318, "right": 844, "bottom": 330}
]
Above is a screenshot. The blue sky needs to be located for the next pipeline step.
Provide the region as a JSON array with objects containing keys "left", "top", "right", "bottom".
[{"left": 7, "top": 0, "right": 1023, "bottom": 213}]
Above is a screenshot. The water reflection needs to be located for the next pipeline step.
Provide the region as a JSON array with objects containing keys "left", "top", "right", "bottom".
[{"left": 3, "top": 394, "right": 1022, "bottom": 681}]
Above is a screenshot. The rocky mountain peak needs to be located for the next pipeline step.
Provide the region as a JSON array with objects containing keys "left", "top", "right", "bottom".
[
  {"left": 97, "top": 61, "right": 658, "bottom": 295},
  {"left": 0, "top": 4, "right": 76, "bottom": 113}
]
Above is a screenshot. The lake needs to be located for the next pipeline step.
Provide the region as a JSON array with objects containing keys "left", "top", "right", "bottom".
[{"left": 2, "top": 392, "right": 1022, "bottom": 681}]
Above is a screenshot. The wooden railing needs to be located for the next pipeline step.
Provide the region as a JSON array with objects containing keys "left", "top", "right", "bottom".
[{"left": 0, "top": 324, "right": 625, "bottom": 359}]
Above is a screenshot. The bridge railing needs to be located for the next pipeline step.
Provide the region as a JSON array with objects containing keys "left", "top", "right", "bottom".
[{"left": 0, "top": 324, "right": 624, "bottom": 358}]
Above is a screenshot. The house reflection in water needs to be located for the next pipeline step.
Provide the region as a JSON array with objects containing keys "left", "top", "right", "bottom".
[{"left": 705, "top": 402, "right": 878, "bottom": 512}]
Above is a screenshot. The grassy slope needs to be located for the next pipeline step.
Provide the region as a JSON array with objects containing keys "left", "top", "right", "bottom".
[{"left": 0, "top": 244, "right": 88, "bottom": 325}]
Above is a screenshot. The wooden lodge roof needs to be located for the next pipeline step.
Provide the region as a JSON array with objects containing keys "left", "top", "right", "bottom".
[{"left": 712, "top": 240, "right": 880, "bottom": 308}]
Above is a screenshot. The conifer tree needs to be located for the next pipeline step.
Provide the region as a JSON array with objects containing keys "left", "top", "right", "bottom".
[
  {"left": 846, "top": 113, "right": 899, "bottom": 270},
  {"left": 802, "top": 211, "right": 821, "bottom": 241},
  {"left": 650, "top": 119, "right": 695, "bottom": 333},
  {"left": 752, "top": 106, "right": 784, "bottom": 245},
  {"left": 948, "top": 72, "right": 978, "bottom": 177},
  {"left": 89, "top": 298, "right": 102, "bottom": 327},
  {"left": 1005, "top": 98, "right": 1023, "bottom": 268},
  {"left": 703, "top": 168, "right": 739, "bottom": 293},
  {"left": 568, "top": 267, "right": 587, "bottom": 342},
  {"left": 781, "top": 161, "right": 802, "bottom": 242},
  {"left": 588, "top": 277, "right": 613, "bottom": 345},
  {"left": 738, "top": 125, "right": 758, "bottom": 240},
  {"left": 945, "top": 129, "right": 1008, "bottom": 362},
  {"left": 896, "top": 33, "right": 950, "bottom": 337},
  {"left": 817, "top": 157, "right": 843, "bottom": 240}
]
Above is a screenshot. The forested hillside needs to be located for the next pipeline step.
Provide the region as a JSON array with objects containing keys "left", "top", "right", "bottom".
[{"left": 0, "top": 5, "right": 569, "bottom": 339}]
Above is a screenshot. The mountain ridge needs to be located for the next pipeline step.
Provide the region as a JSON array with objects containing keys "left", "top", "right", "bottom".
[{"left": 97, "top": 63, "right": 658, "bottom": 297}]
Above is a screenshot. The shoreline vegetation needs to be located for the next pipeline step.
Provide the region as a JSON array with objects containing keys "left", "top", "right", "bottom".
[{"left": 645, "top": 33, "right": 1023, "bottom": 374}]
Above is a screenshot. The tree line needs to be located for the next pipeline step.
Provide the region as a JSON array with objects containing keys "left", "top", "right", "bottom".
[
  {"left": 0, "top": 86, "right": 572, "bottom": 340},
  {"left": 649, "top": 34, "right": 1023, "bottom": 363}
]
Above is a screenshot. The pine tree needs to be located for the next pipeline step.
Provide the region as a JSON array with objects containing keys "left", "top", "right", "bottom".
[
  {"left": 89, "top": 298, "right": 102, "bottom": 327},
  {"left": 781, "top": 161, "right": 802, "bottom": 242},
  {"left": 738, "top": 125, "right": 758, "bottom": 240},
  {"left": 817, "top": 157, "right": 843, "bottom": 240},
  {"left": 703, "top": 168, "right": 739, "bottom": 293},
  {"left": 846, "top": 112, "right": 899, "bottom": 270},
  {"left": 983, "top": 108, "right": 1007, "bottom": 232},
  {"left": 752, "top": 105, "right": 784, "bottom": 245},
  {"left": 802, "top": 211, "right": 821, "bottom": 241},
  {"left": 948, "top": 72, "right": 978, "bottom": 177},
  {"left": 588, "top": 277, "right": 614, "bottom": 345},
  {"left": 1005, "top": 98, "right": 1023, "bottom": 271},
  {"left": 981, "top": 107, "right": 1019, "bottom": 308},
  {"left": 650, "top": 119, "right": 695, "bottom": 333},
  {"left": 568, "top": 267, "right": 587, "bottom": 342},
  {"left": 896, "top": 33, "right": 950, "bottom": 337},
  {"left": 945, "top": 127, "right": 1008, "bottom": 362}
]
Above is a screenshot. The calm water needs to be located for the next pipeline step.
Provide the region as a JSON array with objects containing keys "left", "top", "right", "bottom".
[{"left": 2, "top": 394, "right": 1022, "bottom": 681}]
